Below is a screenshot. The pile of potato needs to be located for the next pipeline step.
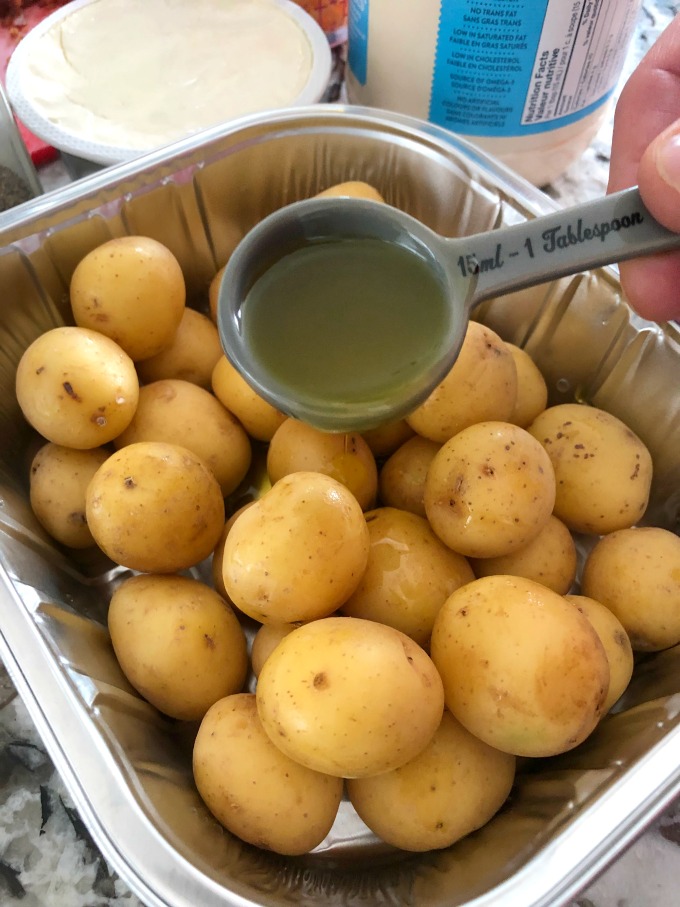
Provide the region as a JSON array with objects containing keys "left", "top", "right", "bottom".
[{"left": 14, "top": 182, "right": 680, "bottom": 860}]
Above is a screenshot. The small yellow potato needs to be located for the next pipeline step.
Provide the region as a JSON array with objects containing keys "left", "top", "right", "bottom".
[
  {"left": 211, "top": 502, "right": 255, "bottom": 600},
  {"left": 70, "top": 235, "right": 186, "bottom": 361},
  {"left": 256, "top": 616, "right": 445, "bottom": 778},
  {"left": 347, "top": 709, "right": 515, "bottom": 852},
  {"left": 15, "top": 326, "right": 139, "bottom": 449},
  {"left": 267, "top": 418, "right": 378, "bottom": 511},
  {"left": 527, "top": 403, "right": 653, "bottom": 535},
  {"left": 505, "top": 343, "right": 548, "bottom": 427},
  {"left": 86, "top": 441, "right": 225, "bottom": 573},
  {"left": 113, "top": 379, "right": 251, "bottom": 497},
  {"left": 135, "top": 307, "right": 222, "bottom": 389},
  {"left": 315, "top": 181, "right": 385, "bottom": 202},
  {"left": 340, "top": 507, "right": 475, "bottom": 647},
  {"left": 108, "top": 574, "right": 248, "bottom": 721},
  {"left": 406, "top": 321, "right": 517, "bottom": 443},
  {"left": 208, "top": 264, "right": 226, "bottom": 323},
  {"left": 360, "top": 418, "right": 415, "bottom": 458},
  {"left": 222, "top": 471, "right": 370, "bottom": 623},
  {"left": 29, "top": 443, "right": 110, "bottom": 548},
  {"left": 251, "top": 621, "right": 301, "bottom": 677},
  {"left": 430, "top": 575, "right": 610, "bottom": 757},
  {"left": 378, "top": 435, "right": 441, "bottom": 517},
  {"left": 211, "top": 355, "right": 287, "bottom": 442},
  {"left": 470, "top": 514, "right": 577, "bottom": 595},
  {"left": 194, "top": 694, "right": 342, "bottom": 855},
  {"left": 581, "top": 527, "right": 680, "bottom": 652},
  {"left": 424, "top": 421, "right": 556, "bottom": 559},
  {"left": 565, "top": 595, "right": 634, "bottom": 712}
]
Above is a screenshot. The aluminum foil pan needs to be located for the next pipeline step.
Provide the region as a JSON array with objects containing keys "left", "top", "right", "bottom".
[{"left": 0, "top": 105, "right": 679, "bottom": 907}]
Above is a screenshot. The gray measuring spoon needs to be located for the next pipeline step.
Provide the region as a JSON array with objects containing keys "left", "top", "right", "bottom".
[{"left": 217, "top": 187, "right": 680, "bottom": 432}]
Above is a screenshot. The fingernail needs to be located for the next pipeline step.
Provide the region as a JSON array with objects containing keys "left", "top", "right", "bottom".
[{"left": 655, "top": 132, "right": 680, "bottom": 192}]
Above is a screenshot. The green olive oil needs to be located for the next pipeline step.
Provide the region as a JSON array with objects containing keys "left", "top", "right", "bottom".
[{"left": 241, "top": 238, "right": 450, "bottom": 406}]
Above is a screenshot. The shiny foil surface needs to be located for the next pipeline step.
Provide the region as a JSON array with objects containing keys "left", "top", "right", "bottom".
[{"left": 0, "top": 107, "right": 679, "bottom": 907}]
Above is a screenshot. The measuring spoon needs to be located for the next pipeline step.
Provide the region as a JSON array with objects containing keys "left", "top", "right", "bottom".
[{"left": 217, "top": 187, "right": 680, "bottom": 432}]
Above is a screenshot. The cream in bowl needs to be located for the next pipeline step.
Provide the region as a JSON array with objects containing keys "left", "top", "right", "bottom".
[{"left": 6, "top": 0, "right": 331, "bottom": 164}]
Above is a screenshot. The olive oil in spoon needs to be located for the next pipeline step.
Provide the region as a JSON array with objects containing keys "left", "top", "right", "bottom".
[
  {"left": 218, "top": 190, "right": 680, "bottom": 431},
  {"left": 242, "top": 237, "right": 450, "bottom": 410}
]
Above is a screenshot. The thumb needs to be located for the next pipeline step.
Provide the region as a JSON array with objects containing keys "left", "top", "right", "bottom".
[
  {"left": 638, "top": 121, "right": 680, "bottom": 232},
  {"left": 617, "top": 123, "right": 680, "bottom": 323}
]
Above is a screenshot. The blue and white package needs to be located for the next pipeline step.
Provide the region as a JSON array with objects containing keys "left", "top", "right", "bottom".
[{"left": 347, "top": 0, "right": 641, "bottom": 183}]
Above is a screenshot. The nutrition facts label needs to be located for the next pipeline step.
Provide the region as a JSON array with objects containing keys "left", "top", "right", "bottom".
[
  {"left": 428, "top": 0, "right": 640, "bottom": 136},
  {"left": 522, "top": 0, "right": 640, "bottom": 125}
]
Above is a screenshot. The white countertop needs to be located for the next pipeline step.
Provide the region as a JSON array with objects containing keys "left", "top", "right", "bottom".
[{"left": 2, "top": 3, "right": 680, "bottom": 905}]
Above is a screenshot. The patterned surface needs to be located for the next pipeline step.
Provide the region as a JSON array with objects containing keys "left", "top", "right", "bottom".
[{"left": 2, "top": 4, "right": 680, "bottom": 905}]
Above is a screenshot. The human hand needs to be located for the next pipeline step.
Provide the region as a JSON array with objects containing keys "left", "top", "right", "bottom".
[{"left": 608, "top": 13, "right": 680, "bottom": 322}]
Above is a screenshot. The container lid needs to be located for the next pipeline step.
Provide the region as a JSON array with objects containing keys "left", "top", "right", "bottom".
[{"left": 5, "top": 0, "right": 332, "bottom": 166}]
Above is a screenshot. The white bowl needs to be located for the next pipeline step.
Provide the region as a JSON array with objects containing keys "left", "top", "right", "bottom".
[{"left": 6, "top": 0, "right": 332, "bottom": 167}]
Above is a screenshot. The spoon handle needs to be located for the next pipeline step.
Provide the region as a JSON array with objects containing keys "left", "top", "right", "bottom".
[{"left": 448, "top": 186, "right": 680, "bottom": 308}]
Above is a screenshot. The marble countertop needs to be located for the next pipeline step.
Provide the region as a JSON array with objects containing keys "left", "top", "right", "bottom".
[{"left": 2, "top": 3, "right": 680, "bottom": 905}]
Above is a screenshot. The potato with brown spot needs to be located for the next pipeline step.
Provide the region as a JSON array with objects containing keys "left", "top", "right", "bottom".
[
  {"left": 15, "top": 326, "right": 139, "bottom": 448},
  {"left": 430, "top": 575, "right": 610, "bottom": 757},
  {"left": 108, "top": 574, "right": 248, "bottom": 720},
  {"left": 424, "top": 421, "right": 556, "bottom": 559},
  {"left": 86, "top": 441, "right": 225, "bottom": 572},
  {"left": 565, "top": 594, "right": 634, "bottom": 712},
  {"left": 70, "top": 235, "right": 186, "bottom": 361},
  {"left": 581, "top": 527, "right": 680, "bottom": 652},
  {"left": 347, "top": 709, "right": 515, "bottom": 851},
  {"left": 256, "top": 616, "right": 444, "bottom": 777},
  {"left": 29, "top": 442, "right": 110, "bottom": 548},
  {"left": 406, "top": 321, "right": 517, "bottom": 443},
  {"left": 527, "top": 403, "right": 653, "bottom": 535},
  {"left": 193, "top": 693, "right": 342, "bottom": 855}
]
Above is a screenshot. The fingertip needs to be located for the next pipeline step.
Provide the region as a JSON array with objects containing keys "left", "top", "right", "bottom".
[
  {"left": 639, "top": 126, "right": 680, "bottom": 232},
  {"left": 618, "top": 254, "right": 680, "bottom": 323}
]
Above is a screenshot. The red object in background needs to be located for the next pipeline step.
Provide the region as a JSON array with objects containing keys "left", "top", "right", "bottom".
[
  {"left": 291, "top": 0, "right": 347, "bottom": 46},
  {"left": 0, "top": 2, "right": 72, "bottom": 166}
]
